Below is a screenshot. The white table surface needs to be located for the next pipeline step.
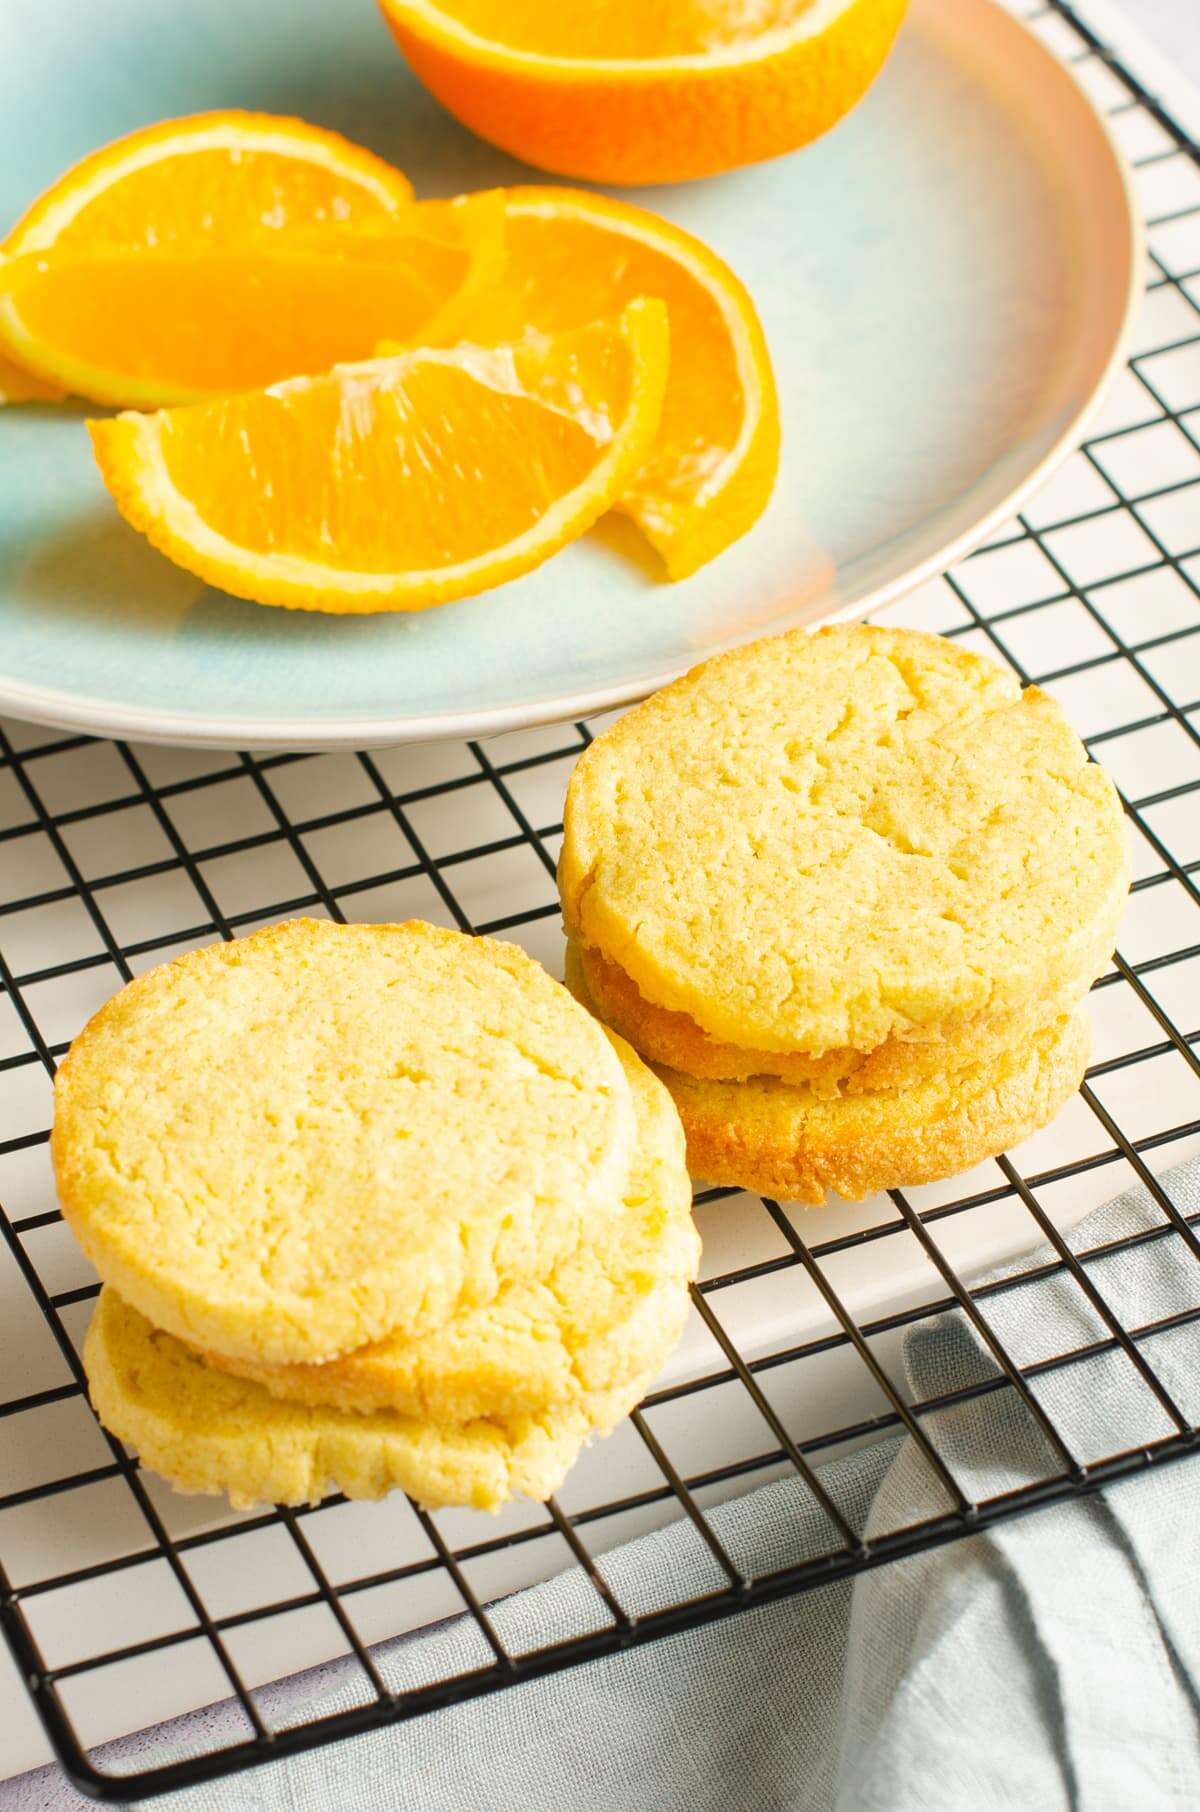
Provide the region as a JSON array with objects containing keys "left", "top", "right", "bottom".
[{"left": 1134, "top": 0, "right": 1199, "bottom": 80}]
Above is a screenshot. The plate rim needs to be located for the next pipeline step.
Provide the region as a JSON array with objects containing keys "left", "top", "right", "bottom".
[{"left": 0, "top": 0, "right": 1143, "bottom": 751}]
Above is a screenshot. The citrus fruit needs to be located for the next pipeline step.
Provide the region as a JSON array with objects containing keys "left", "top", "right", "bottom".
[
  {"left": 0, "top": 195, "right": 505, "bottom": 408},
  {"left": 378, "top": 0, "right": 909, "bottom": 185},
  {"left": 454, "top": 187, "right": 779, "bottom": 578},
  {"left": 0, "top": 352, "right": 64, "bottom": 404},
  {"left": 1, "top": 111, "right": 413, "bottom": 258},
  {"left": 88, "top": 298, "right": 670, "bottom": 615}
]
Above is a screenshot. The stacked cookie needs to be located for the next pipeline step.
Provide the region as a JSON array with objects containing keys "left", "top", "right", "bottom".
[
  {"left": 53, "top": 919, "right": 698, "bottom": 1512},
  {"left": 561, "top": 625, "right": 1129, "bottom": 1203}
]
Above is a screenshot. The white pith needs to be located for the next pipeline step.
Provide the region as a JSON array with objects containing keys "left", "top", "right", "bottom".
[
  {"left": 505, "top": 192, "right": 766, "bottom": 512},
  {"left": 5, "top": 119, "right": 412, "bottom": 255},
  {"left": 387, "top": 0, "right": 857, "bottom": 75}
]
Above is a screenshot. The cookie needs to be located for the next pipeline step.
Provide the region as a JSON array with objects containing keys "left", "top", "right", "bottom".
[
  {"left": 573, "top": 938, "right": 1085, "bottom": 1096},
  {"left": 654, "top": 1008, "right": 1090, "bottom": 1204},
  {"left": 208, "top": 1032, "right": 700, "bottom": 1421},
  {"left": 560, "top": 625, "right": 1128, "bottom": 1059},
  {"left": 85, "top": 1288, "right": 647, "bottom": 1513},
  {"left": 53, "top": 918, "right": 637, "bottom": 1366}
]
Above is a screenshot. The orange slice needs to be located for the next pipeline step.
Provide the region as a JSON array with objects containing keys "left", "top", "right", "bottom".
[
  {"left": 0, "top": 195, "right": 505, "bottom": 408},
  {"left": 2, "top": 111, "right": 413, "bottom": 258},
  {"left": 386, "top": 188, "right": 778, "bottom": 579},
  {"left": 89, "top": 299, "right": 670, "bottom": 616},
  {"left": 0, "top": 352, "right": 64, "bottom": 404},
  {"left": 378, "top": 0, "right": 908, "bottom": 185}
]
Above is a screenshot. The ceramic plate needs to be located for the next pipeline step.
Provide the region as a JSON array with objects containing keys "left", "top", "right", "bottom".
[{"left": 0, "top": 0, "right": 1138, "bottom": 748}]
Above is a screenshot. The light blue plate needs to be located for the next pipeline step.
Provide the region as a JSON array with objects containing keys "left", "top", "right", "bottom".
[{"left": 0, "top": 0, "right": 1137, "bottom": 748}]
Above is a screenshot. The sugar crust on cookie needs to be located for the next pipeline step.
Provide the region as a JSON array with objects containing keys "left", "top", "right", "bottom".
[
  {"left": 54, "top": 918, "right": 637, "bottom": 1366},
  {"left": 560, "top": 626, "right": 1128, "bottom": 1058},
  {"left": 658, "top": 1008, "right": 1090, "bottom": 1204},
  {"left": 85, "top": 1287, "right": 652, "bottom": 1513},
  {"left": 575, "top": 938, "right": 1090, "bottom": 1096},
  {"left": 210, "top": 1032, "right": 699, "bottom": 1420}
]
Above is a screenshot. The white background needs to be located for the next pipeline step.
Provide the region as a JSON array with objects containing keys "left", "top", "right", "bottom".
[{"left": 1134, "top": 0, "right": 1199, "bottom": 80}]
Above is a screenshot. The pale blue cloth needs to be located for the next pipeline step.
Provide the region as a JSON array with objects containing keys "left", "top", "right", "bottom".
[{"left": 16, "top": 1161, "right": 1200, "bottom": 1810}]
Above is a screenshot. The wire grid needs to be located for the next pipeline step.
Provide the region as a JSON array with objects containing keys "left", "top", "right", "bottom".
[{"left": 0, "top": 0, "right": 1198, "bottom": 1798}]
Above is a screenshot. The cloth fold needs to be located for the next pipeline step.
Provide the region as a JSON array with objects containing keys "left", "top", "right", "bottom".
[{"left": 18, "top": 1160, "right": 1200, "bottom": 1811}]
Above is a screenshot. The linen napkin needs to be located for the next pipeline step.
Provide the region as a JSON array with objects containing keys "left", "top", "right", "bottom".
[{"left": 13, "top": 1157, "right": 1200, "bottom": 1811}]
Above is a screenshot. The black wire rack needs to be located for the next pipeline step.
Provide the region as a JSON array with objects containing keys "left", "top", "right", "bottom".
[{"left": 2, "top": 0, "right": 1200, "bottom": 1800}]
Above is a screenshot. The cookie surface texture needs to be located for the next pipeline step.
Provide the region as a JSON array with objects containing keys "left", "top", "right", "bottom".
[
  {"left": 53, "top": 918, "right": 636, "bottom": 1365},
  {"left": 575, "top": 939, "right": 1086, "bottom": 1095},
  {"left": 211, "top": 1032, "right": 700, "bottom": 1420},
  {"left": 84, "top": 1288, "right": 617, "bottom": 1513},
  {"left": 560, "top": 625, "right": 1128, "bottom": 1057},
  {"left": 658, "top": 1009, "right": 1090, "bottom": 1203}
]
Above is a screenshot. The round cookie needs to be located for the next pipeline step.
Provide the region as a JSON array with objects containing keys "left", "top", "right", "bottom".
[
  {"left": 657, "top": 1009, "right": 1091, "bottom": 1204},
  {"left": 85, "top": 1288, "right": 647, "bottom": 1513},
  {"left": 208, "top": 1032, "right": 700, "bottom": 1421},
  {"left": 560, "top": 625, "right": 1128, "bottom": 1059},
  {"left": 574, "top": 938, "right": 1090, "bottom": 1096},
  {"left": 53, "top": 918, "right": 637, "bottom": 1366}
]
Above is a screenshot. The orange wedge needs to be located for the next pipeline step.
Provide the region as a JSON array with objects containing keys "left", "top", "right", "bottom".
[
  {"left": 386, "top": 188, "right": 778, "bottom": 579},
  {"left": 0, "top": 352, "right": 64, "bottom": 404},
  {"left": 89, "top": 299, "right": 670, "bottom": 615},
  {"left": 2, "top": 111, "right": 413, "bottom": 258},
  {"left": 0, "top": 195, "right": 506, "bottom": 408},
  {"left": 378, "top": 0, "right": 908, "bottom": 185}
]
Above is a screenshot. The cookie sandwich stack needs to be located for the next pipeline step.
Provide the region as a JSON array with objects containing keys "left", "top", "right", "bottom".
[
  {"left": 561, "top": 624, "right": 1129, "bottom": 1203},
  {"left": 53, "top": 919, "right": 698, "bottom": 1512}
]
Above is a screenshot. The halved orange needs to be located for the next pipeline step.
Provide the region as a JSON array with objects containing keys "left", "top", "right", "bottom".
[
  {"left": 0, "top": 195, "right": 505, "bottom": 408},
  {"left": 386, "top": 188, "right": 778, "bottom": 579},
  {"left": 2, "top": 111, "right": 414, "bottom": 258},
  {"left": 89, "top": 299, "right": 669, "bottom": 615},
  {"left": 379, "top": 0, "right": 909, "bottom": 185}
]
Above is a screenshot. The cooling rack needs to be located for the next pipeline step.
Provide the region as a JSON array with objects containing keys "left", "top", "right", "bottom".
[{"left": 2, "top": 0, "right": 1200, "bottom": 1799}]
